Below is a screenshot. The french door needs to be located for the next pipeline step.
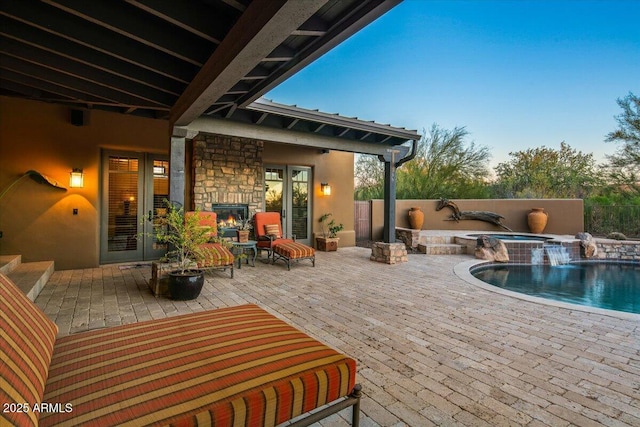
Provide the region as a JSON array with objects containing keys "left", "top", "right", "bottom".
[
  {"left": 100, "top": 150, "right": 169, "bottom": 264},
  {"left": 264, "top": 165, "right": 311, "bottom": 246}
]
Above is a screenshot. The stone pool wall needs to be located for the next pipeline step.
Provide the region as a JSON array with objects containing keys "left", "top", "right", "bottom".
[{"left": 595, "top": 239, "right": 640, "bottom": 261}]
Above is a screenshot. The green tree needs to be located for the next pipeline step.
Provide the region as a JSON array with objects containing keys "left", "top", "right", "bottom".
[
  {"left": 493, "top": 142, "right": 600, "bottom": 198},
  {"left": 397, "top": 125, "right": 491, "bottom": 199},
  {"left": 603, "top": 92, "right": 640, "bottom": 196},
  {"left": 354, "top": 154, "right": 384, "bottom": 200},
  {"left": 354, "top": 124, "right": 491, "bottom": 200}
]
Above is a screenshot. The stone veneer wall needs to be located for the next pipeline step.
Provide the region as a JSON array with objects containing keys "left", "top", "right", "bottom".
[
  {"left": 595, "top": 240, "right": 640, "bottom": 261},
  {"left": 192, "top": 133, "right": 264, "bottom": 212}
]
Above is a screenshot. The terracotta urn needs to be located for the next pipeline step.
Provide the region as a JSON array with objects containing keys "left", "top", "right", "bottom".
[
  {"left": 408, "top": 207, "right": 424, "bottom": 230},
  {"left": 527, "top": 207, "right": 548, "bottom": 234}
]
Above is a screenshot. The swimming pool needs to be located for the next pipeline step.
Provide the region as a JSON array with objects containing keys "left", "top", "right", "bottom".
[{"left": 471, "top": 262, "right": 640, "bottom": 314}]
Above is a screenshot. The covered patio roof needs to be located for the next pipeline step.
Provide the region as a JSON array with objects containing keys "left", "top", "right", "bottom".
[
  {"left": 187, "top": 97, "right": 420, "bottom": 156},
  {"left": 0, "top": 0, "right": 402, "bottom": 126}
]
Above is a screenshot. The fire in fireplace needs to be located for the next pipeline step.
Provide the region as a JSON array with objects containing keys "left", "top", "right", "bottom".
[{"left": 211, "top": 204, "right": 249, "bottom": 235}]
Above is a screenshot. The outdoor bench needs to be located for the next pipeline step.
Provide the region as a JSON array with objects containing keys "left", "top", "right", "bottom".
[{"left": 0, "top": 272, "right": 361, "bottom": 427}]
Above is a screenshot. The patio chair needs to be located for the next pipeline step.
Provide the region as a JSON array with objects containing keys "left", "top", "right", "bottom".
[
  {"left": 254, "top": 211, "right": 315, "bottom": 270},
  {"left": 186, "top": 211, "right": 234, "bottom": 278},
  {"left": 254, "top": 211, "right": 294, "bottom": 258}
]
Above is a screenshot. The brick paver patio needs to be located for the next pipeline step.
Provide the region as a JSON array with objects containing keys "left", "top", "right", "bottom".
[{"left": 35, "top": 247, "right": 639, "bottom": 426}]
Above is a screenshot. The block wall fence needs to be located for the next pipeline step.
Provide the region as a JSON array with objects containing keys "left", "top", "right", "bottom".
[{"left": 370, "top": 199, "right": 584, "bottom": 240}]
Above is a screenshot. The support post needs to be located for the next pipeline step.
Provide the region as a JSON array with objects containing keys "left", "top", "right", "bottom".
[
  {"left": 376, "top": 141, "right": 418, "bottom": 244},
  {"left": 169, "top": 127, "right": 188, "bottom": 208},
  {"left": 380, "top": 152, "right": 397, "bottom": 243}
]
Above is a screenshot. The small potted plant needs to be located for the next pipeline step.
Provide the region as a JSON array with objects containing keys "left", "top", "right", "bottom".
[
  {"left": 147, "top": 201, "right": 219, "bottom": 300},
  {"left": 236, "top": 213, "right": 253, "bottom": 243},
  {"left": 316, "top": 213, "right": 344, "bottom": 252}
]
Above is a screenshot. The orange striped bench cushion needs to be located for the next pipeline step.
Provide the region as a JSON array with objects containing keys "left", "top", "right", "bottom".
[
  {"left": 273, "top": 242, "right": 315, "bottom": 259},
  {"left": 197, "top": 242, "right": 234, "bottom": 267},
  {"left": 1, "top": 272, "right": 59, "bottom": 427},
  {"left": 40, "top": 304, "right": 356, "bottom": 427}
]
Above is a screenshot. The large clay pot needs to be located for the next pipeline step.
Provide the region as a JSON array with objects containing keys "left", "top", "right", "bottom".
[
  {"left": 408, "top": 207, "right": 424, "bottom": 230},
  {"left": 168, "top": 270, "right": 205, "bottom": 300},
  {"left": 527, "top": 208, "right": 548, "bottom": 234}
]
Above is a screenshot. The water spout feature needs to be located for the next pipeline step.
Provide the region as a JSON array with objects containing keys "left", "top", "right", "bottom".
[
  {"left": 544, "top": 245, "right": 571, "bottom": 266},
  {"left": 531, "top": 248, "right": 544, "bottom": 265}
]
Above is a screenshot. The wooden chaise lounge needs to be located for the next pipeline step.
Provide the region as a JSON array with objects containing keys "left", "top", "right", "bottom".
[{"left": 0, "top": 272, "right": 361, "bottom": 427}]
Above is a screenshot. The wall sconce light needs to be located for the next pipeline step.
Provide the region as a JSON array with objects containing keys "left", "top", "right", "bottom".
[
  {"left": 321, "top": 182, "right": 331, "bottom": 196},
  {"left": 69, "top": 168, "right": 84, "bottom": 188}
]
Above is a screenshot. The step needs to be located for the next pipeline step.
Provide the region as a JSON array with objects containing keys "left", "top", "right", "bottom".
[
  {"left": 417, "top": 243, "right": 467, "bottom": 255},
  {"left": 0, "top": 254, "right": 21, "bottom": 275},
  {"left": 6, "top": 260, "right": 55, "bottom": 301},
  {"left": 418, "top": 235, "right": 456, "bottom": 245}
]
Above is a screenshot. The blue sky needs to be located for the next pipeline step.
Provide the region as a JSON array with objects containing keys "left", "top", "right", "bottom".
[{"left": 267, "top": 0, "right": 640, "bottom": 168}]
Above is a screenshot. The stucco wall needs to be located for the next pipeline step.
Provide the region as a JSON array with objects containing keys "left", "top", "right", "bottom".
[
  {"left": 371, "top": 199, "right": 584, "bottom": 240},
  {"left": 0, "top": 97, "right": 357, "bottom": 270},
  {"left": 0, "top": 97, "right": 170, "bottom": 269},
  {"left": 263, "top": 142, "right": 356, "bottom": 247}
]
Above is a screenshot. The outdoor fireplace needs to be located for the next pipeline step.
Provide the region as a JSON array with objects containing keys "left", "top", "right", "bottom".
[{"left": 211, "top": 204, "right": 249, "bottom": 237}]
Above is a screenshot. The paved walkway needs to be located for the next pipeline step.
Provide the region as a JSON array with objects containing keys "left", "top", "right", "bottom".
[{"left": 35, "top": 248, "right": 639, "bottom": 426}]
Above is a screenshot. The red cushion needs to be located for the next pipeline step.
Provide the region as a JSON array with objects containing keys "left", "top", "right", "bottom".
[
  {"left": 40, "top": 304, "right": 356, "bottom": 427},
  {"left": 254, "top": 212, "right": 283, "bottom": 239},
  {"left": 198, "top": 243, "right": 234, "bottom": 267},
  {"left": 0, "top": 272, "right": 58, "bottom": 427},
  {"left": 186, "top": 211, "right": 218, "bottom": 239},
  {"left": 274, "top": 242, "right": 315, "bottom": 259}
]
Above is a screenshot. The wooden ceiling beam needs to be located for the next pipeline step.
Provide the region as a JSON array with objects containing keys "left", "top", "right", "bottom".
[
  {"left": 42, "top": 0, "right": 211, "bottom": 66},
  {"left": 1, "top": 39, "right": 175, "bottom": 106},
  {"left": 292, "top": 15, "right": 328, "bottom": 36},
  {"left": 1, "top": 1, "right": 197, "bottom": 83},
  {"left": 170, "top": 0, "right": 329, "bottom": 126},
  {"left": 125, "top": 0, "right": 233, "bottom": 45}
]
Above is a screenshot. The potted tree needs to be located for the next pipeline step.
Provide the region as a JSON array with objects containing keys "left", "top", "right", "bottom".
[
  {"left": 149, "top": 201, "right": 219, "bottom": 300},
  {"left": 316, "top": 213, "right": 344, "bottom": 252}
]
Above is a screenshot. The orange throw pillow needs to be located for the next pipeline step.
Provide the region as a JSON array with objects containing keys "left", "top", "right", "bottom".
[{"left": 264, "top": 224, "right": 281, "bottom": 238}]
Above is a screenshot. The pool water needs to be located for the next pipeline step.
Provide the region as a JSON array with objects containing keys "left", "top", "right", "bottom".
[{"left": 472, "top": 263, "right": 640, "bottom": 314}]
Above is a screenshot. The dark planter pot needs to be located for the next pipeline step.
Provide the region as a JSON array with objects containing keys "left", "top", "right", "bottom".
[{"left": 168, "top": 270, "right": 205, "bottom": 300}]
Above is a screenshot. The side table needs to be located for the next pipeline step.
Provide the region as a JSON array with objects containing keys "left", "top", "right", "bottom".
[{"left": 230, "top": 240, "right": 257, "bottom": 268}]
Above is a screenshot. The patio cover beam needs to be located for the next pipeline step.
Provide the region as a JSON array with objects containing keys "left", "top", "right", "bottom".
[
  {"left": 186, "top": 117, "right": 412, "bottom": 156},
  {"left": 170, "top": 0, "right": 328, "bottom": 126}
]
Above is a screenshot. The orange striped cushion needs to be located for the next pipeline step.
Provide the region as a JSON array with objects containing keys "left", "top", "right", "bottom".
[
  {"left": 274, "top": 242, "right": 316, "bottom": 259},
  {"left": 0, "top": 272, "right": 58, "bottom": 427},
  {"left": 198, "top": 243, "right": 234, "bottom": 267},
  {"left": 264, "top": 223, "right": 281, "bottom": 238},
  {"left": 40, "top": 304, "right": 356, "bottom": 427}
]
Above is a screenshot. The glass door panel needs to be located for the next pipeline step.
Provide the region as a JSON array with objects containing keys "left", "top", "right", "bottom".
[
  {"left": 144, "top": 157, "right": 169, "bottom": 260},
  {"left": 291, "top": 168, "right": 309, "bottom": 241},
  {"left": 264, "top": 165, "right": 311, "bottom": 245},
  {"left": 265, "top": 167, "right": 284, "bottom": 216},
  {"left": 104, "top": 154, "right": 142, "bottom": 262},
  {"left": 101, "top": 151, "right": 169, "bottom": 264}
]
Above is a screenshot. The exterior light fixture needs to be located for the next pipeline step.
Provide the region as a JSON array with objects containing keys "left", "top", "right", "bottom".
[
  {"left": 321, "top": 183, "right": 331, "bottom": 196},
  {"left": 69, "top": 168, "right": 84, "bottom": 188}
]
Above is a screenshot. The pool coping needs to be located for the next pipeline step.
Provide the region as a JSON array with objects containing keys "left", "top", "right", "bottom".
[{"left": 454, "top": 259, "right": 640, "bottom": 321}]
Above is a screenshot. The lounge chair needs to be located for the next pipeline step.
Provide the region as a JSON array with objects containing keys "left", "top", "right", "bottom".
[
  {"left": 254, "top": 212, "right": 315, "bottom": 270},
  {"left": 0, "top": 272, "right": 362, "bottom": 426},
  {"left": 186, "top": 211, "right": 234, "bottom": 278}
]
